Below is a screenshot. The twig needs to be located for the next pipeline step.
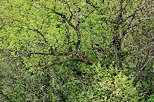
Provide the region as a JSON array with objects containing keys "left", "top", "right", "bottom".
[
  {"left": 123, "top": 0, "right": 131, "bottom": 10},
  {"left": 29, "top": 28, "right": 47, "bottom": 43},
  {"left": 13, "top": 19, "right": 47, "bottom": 43},
  {"left": 29, "top": 52, "right": 78, "bottom": 56},
  {"left": 133, "top": 56, "right": 154, "bottom": 81},
  {"left": 65, "top": 1, "right": 73, "bottom": 22}
]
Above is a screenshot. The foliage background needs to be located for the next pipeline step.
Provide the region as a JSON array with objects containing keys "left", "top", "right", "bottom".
[{"left": 0, "top": 0, "right": 153, "bottom": 101}]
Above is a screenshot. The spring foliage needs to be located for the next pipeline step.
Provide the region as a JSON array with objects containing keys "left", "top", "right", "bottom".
[{"left": 0, "top": 0, "right": 153, "bottom": 101}]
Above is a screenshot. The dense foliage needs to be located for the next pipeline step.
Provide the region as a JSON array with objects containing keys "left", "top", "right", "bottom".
[{"left": 0, "top": 0, "right": 153, "bottom": 101}]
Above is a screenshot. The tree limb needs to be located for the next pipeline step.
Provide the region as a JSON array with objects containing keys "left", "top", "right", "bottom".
[
  {"left": 28, "top": 52, "right": 92, "bottom": 65},
  {"left": 43, "top": 58, "right": 92, "bottom": 69}
]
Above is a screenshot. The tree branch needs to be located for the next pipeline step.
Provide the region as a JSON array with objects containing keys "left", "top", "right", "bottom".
[
  {"left": 28, "top": 52, "right": 92, "bottom": 65},
  {"left": 86, "top": 0, "right": 99, "bottom": 9},
  {"left": 28, "top": 28, "right": 47, "bottom": 43},
  {"left": 43, "top": 58, "right": 92, "bottom": 69},
  {"left": 13, "top": 19, "right": 47, "bottom": 43},
  {"left": 65, "top": 1, "right": 73, "bottom": 22},
  {"left": 133, "top": 56, "right": 154, "bottom": 83}
]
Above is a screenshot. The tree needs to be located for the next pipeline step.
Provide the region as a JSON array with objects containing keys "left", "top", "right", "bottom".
[{"left": 0, "top": 0, "right": 153, "bottom": 101}]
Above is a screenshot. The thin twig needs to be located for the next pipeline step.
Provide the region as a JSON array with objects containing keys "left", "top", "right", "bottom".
[{"left": 133, "top": 56, "right": 154, "bottom": 81}]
